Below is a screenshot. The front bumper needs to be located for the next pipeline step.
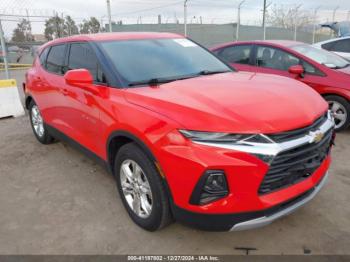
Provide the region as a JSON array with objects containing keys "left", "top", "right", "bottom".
[
  {"left": 231, "top": 171, "right": 328, "bottom": 231},
  {"left": 171, "top": 171, "right": 329, "bottom": 231}
]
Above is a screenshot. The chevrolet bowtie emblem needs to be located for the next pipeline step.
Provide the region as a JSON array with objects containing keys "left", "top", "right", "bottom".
[{"left": 309, "top": 130, "right": 324, "bottom": 144}]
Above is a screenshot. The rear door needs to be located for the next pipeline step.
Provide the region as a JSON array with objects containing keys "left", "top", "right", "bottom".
[
  {"left": 35, "top": 44, "right": 68, "bottom": 128},
  {"left": 214, "top": 44, "right": 255, "bottom": 72}
]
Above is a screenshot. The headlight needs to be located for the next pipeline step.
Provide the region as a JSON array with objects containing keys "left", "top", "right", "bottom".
[
  {"left": 179, "top": 129, "right": 274, "bottom": 164},
  {"left": 178, "top": 129, "right": 254, "bottom": 143}
]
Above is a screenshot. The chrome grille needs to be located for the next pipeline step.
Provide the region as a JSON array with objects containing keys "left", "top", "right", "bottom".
[{"left": 259, "top": 120, "right": 334, "bottom": 195}]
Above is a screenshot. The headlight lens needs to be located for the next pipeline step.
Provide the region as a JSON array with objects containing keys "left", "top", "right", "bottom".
[{"left": 178, "top": 130, "right": 253, "bottom": 143}]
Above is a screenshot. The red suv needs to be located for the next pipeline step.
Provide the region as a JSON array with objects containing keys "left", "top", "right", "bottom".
[
  {"left": 25, "top": 33, "right": 335, "bottom": 231},
  {"left": 212, "top": 40, "right": 350, "bottom": 131}
]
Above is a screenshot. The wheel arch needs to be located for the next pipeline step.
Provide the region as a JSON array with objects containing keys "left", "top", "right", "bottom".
[
  {"left": 106, "top": 130, "right": 174, "bottom": 201},
  {"left": 107, "top": 130, "right": 158, "bottom": 174},
  {"left": 25, "top": 95, "right": 34, "bottom": 110}
]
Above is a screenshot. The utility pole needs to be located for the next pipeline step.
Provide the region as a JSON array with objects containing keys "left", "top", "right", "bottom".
[
  {"left": 262, "top": 1, "right": 272, "bottom": 40},
  {"left": 262, "top": 0, "right": 267, "bottom": 39},
  {"left": 0, "top": 17, "right": 10, "bottom": 79},
  {"left": 106, "top": 0, "right": 112, "bottom": 32},
  {"left": 26, "top": 9, "right": 32, "bottom": 41},
  {"left": 293, "top": 4, "right": 302, "bottom": 41},
  {"left": 312, "top": 6, "right": 321, "bottom": 44},
  {"left": 184, "top": 0, "right": 189, "bottom": 36},
  {"left": 236, "top": 0, "right": 245, "bottom": 41}
]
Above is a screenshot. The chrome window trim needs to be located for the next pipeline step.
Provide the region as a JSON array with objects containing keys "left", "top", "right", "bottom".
[{"left": 194, "top": 111, "right": 334, "bottom": 157}]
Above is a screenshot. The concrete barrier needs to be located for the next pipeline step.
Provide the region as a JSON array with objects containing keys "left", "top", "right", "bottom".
[{"left": 0, "top": 79, "right": 25, "bottom": 118}]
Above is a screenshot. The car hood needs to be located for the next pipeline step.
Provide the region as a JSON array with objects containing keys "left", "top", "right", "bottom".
[{"left": 124, "top": 72, "right": 328, "bottom": 133}]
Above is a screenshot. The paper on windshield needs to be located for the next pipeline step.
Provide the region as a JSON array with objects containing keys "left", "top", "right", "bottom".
[{"left": 173, "top": 39, "right": 197, "bottom": 47}]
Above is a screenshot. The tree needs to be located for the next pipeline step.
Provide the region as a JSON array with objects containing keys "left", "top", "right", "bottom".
[
  {"left": 65, "top": 15, "right": 79, "bottom": 36},
  {"left": 267, "top": 5, "right": 313, "bottom": 30},
  {"left": 44, "top": 15, "right": 80, "bottom": 40},
  {"left": 79, "top": 17, "right": 101, "bottom": 34},
  {"left": 11, "top": 19, "right": 33, "bottom": 42},
  {"left": 44, "top": 15, "right": 66, "bottom": 40}
]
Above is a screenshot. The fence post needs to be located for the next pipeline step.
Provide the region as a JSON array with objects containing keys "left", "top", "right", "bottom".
[{"left": 0, "top": 17, "right": 10, "bottom": 79}]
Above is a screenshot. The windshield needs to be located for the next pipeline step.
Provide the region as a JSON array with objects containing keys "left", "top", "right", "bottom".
[
  {"left": 291, "top": 44, "right": 349, "bottom": 69},
  {"left": 98, "top": 38, "right": 232, "bottom": 86}
]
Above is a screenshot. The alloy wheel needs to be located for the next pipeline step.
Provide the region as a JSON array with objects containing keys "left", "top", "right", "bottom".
[
  {"left": 328, "top": 100, "right": 347, "bottom": 130},
  {"left": 120, "top": 159, "right": 153, "bottom": 218},
  {"left": 31, "top": 105, "right": 45, "bottom": 137}
]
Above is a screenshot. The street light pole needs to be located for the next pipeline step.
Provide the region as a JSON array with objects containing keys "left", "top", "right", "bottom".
[
  {"left": 106, "top": 0, "right": 112, "bottom": 32},
  {"left": 312, "top": 6, "right": 321, "bottom": 44},
  {"left": 184, "top": 0, "right": 189, "bottom": 36},
  {"left": 236, "top": 0, "right": 245, "bottom": 41},
  {"left": 293, "top": 4, "right": 302, "bottom": 41}
]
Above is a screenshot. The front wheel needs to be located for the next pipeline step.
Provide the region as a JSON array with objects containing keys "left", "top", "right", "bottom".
[
  {"left": 29, "top": 100, "right": 54, "bottom": 144},
  {"left": 325, "top": 95, "right": 350, "bottom": 132},
  {"left": 114, "top": 143, "right": 172, "bottom": 231}
]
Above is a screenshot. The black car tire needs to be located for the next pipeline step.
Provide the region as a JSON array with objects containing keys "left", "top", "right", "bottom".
[{"left": 114, "top": 142, "right": 173, "bottom": 231}]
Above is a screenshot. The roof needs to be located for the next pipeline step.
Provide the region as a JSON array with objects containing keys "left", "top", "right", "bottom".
[
  {"left": 211, "top": 40, "right": 306, "bottom": 50},
  {"left": 313, "top": 36, "right": 350, "bottom": 47},
  {"left": 40, "top": 32, "right": 184, "bottom": 50}
]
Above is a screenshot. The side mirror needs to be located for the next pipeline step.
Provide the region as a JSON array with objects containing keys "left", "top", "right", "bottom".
[
  {"left": 288, "top": 65, "right": 305, "bottom": 77},
  {"left": 64, "top": 69, "right": 93, "bottom": 87}
]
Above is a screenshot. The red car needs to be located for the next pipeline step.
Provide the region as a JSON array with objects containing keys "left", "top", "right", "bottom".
[
  {"left": 25, "top": 33, "right": 334, "bottom": 231},
  {"left": 212, "top": 40, "right": 350, "bottom": 131}
]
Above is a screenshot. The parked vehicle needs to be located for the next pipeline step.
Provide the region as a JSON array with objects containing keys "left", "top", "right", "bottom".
[
  {"left": 313, "top": 36, "right": 350, "bottom": 61},
  {"left": 320, "top": 21, "right": 350, "bottom": 38},
  {"left": 212, "top": 40, "right": 350, "bottom": 131},
  {"left": 25, "top": 33, "right": 334, "bottom": 231}
]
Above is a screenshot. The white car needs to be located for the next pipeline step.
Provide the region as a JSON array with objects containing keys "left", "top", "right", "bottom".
[{"left": 313, "top": 37, "right": 350, "bottom": 61}]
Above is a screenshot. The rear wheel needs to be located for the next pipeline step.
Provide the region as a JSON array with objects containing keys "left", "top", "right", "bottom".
[
  {"left": 114, "top": 143, "right": 172, "bottom": 231},
  {"left": 325, "top": 95, "right": 350, "bottom": 132},
  {"left": 29, "top": 100, "right": 54, "bottom": 144}
]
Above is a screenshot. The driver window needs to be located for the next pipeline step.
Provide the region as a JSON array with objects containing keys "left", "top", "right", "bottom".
[
  {"left": 68, "top": 43, "right": 106, "bottom": 84},
  {"left": 256, "top": 46, "right": 300, "bottom": 71}
]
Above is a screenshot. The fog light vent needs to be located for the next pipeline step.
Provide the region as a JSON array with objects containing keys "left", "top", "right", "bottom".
[{"left": 190, "top": 170, "right": 229, "bottom": 205}]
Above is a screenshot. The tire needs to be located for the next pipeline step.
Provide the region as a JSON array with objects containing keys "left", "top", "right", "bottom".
[
  {"left": 325, "top": 95, "right": 350, "bottom": 132},
  {"left": 28, "top": 100, "right": 55, "bottom": 144},
  {"left": 114, "top": 143, "right": 172, "bottom": 231}
]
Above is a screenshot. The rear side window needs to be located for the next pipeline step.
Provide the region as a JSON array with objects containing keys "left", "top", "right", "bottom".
[
  {"left": 330, "top": 39, "right": 350, "bottom": 53},
  {"left": 321, "top": 42, "right": 335, "bottom": 51},
  {"left": 68, "top": 43, "right": 106, "bottom": 83},
  {"left": 39, "top": 47, "right": 49, "bottom": 66},
  {"left": 217, "top": 45, "right": 252, "bottom": 64},
  {"left": 46, "top": 44, "right": 66, "bottom": 74}
]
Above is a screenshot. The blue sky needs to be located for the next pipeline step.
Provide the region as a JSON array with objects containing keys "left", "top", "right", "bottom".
[{"left": 1, "top": 0, "right": 350, "bottom": 36}]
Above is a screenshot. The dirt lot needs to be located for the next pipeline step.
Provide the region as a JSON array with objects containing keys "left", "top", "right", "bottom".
[{"left": 0, "top": 70, "right": 350, "bottom": 255}]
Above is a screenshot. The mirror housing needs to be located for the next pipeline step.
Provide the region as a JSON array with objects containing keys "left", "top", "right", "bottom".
[
  {"left": 288, "top": 65, "right": 305, "bottom": 77},
  {"left": 64, "top": 69, "right": 93, "bottom": 87}
]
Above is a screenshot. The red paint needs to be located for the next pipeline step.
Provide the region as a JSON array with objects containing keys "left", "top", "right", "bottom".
[{"left": 26, "top": 34, "right": 330, "bottom": 215}]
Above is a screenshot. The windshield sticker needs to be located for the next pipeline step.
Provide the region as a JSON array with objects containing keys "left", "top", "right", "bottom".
[{"left": 173, "top": 39, "right": 197, "bottom": 47}]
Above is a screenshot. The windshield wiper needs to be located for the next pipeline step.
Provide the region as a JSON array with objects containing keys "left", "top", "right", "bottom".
[
  {"left": 128, "top": 70, "right": 232, "bottom": 87},
  {"left": 128, "top": 78, "right": 177, "bottom": 87},
  {"left": 197, "top": 70, "right": 231, "bottom": 76}
]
